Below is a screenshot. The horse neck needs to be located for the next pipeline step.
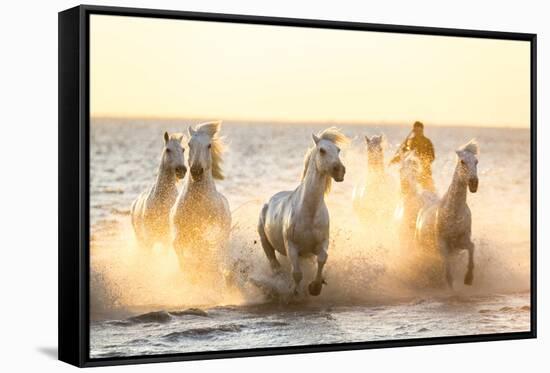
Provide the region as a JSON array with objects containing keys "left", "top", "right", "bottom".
[
  {"left": 298, "top": 155, "right": 328, "bottom": 216},
  {"left": 368, "top": 151, "right": 384, "bottom": 174},
  {"left": 152, "top": 162, "right": 176, "bottom": 198},
  {"left": 185, "top": 169, "right": 217, "bottom": 197},
  {"left": 442, "top": 163, "right": 468, "bottom": 213},
  {"left": 400, "top": 176, "right": 417, "bottom": 200}
]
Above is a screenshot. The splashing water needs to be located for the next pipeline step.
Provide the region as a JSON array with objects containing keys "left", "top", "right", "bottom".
[{"left": 90, "top": 119, "right": 531, "bottom": 357}]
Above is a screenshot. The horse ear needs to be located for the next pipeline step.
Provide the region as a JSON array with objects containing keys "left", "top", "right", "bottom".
[
  {"left": 312, "top": 133, "right": 320, "bottom": 145},
  {"left": 164, "top": 131, "right": 169, "bottom": 144},
  {"left": 365, "top": 136, "right": 370, "bottom": 144},
  {"left": 188, "top": 126, "right": 196, "bottom": 137},
  {"left": 213, "top": 120, "right": 222, "bottom": 132}
]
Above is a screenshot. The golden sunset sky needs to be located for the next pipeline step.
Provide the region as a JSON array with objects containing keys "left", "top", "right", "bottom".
[{"left": 90, "top": 15, "right": 530, "bottom": 128}]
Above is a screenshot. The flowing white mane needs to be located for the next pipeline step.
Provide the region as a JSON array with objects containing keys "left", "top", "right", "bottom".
[
  {"left": 194, "top": 121, "right": 225, "bottom": 180},
  {"left": 458, "top": 139, "right": 479, "bottom": 156},
  {"left": 302, "top": 127, "right": 349, "bottom": 194}
]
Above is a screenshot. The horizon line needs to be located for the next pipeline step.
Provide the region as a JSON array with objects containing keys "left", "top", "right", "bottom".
[{"left": 90, "top": 114, "right": 529, "bottom": 130}]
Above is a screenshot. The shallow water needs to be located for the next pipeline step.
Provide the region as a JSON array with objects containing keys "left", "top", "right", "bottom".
[
  {"left": 90, "top": 119, "right": 531, "bottom": 358},
  {"left": 90, "top": 293, "right": 530, "bottom": 358}
]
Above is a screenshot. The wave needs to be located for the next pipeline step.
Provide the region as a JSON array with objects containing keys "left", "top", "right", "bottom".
[
  {"left": 127, "top": 311, "right": 172, "bottom": 324},
  {"left": 170, "top": 308, "right": 209, "bottom": 317},
  {"left": 478, "top": 305, "right": 530, "bottom": 314},
  {"left": 162, "top": 324, "right": 244, "bottom": 341}
]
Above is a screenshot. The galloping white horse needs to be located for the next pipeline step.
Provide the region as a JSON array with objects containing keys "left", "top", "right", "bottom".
[
  {"left": 352, "top": 134, "right": 394, "bottom": 221},
  {"left": 131, "top": 132, "right": 187, "bottom": 249},
  {"left": 416, "top": 140, "right": 479, "bottom": 288},
  {"left": 258, "top": 127, "right": 348, "bottom": 296},
  {"left": 171, "top": 121, "right": 231, "bottom": 271},
  {"left": 395, "top": 152, "right": 424, "bottom": 242}
]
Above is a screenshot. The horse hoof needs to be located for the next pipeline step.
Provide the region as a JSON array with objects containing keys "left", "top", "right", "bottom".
[
  {"left": 464, "top": 274, "right": 473, "bottom": 286},
  {"left": 308, "top": 281, "right": 323, "bottom": 296}
]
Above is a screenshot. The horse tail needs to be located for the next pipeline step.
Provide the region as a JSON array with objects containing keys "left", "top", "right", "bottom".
[
  {"left": 258, "top": 203, "right": 268, "bottom": 233},
  {"left": 257, "top": 203, "right": 274, "bottom": 251},
  {"left": 258, "top": 203, "right": 281, "bottom": 269}
]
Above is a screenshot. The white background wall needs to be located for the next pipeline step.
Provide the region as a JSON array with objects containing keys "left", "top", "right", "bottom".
[{"left": 0, "top": 0, "right": 547, "bottom": 371}]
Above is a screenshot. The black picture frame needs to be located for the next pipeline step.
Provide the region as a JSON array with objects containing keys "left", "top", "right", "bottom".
[{"left": 58, "top": 4, "right": 537, "bottom": 368}]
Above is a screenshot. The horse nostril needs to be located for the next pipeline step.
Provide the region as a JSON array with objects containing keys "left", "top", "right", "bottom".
[
  {"left": 191, "top": 166, "right": 204, "bottom": 176},
  {"left": 334, "top": 165, "right": 345, "bottom": 174},
  {"left": 470, "top": 178, "right": 479, "bottom": 191},
  {"left": 175, "top": 166, "right": 187, "bottom": 179}
]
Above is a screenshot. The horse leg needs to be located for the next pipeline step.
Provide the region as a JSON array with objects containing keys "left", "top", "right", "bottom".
[
  {"left": 464, "top": 241, "right": 475, "bottom": 285},
  {"left": 308, "top": 245, "right": 328, "bottom": 296},
  {"left": 439, "top": 239, "right": 453, "bottom": 289},
  {"left": 173, "top": 233, "right": 186, "bottom": 272},
  {"left": 287, "top": 243, "right": 302, "bottom": 295},
  {"left": 258, "top": 205, "right": 281, "bottom": 272}
]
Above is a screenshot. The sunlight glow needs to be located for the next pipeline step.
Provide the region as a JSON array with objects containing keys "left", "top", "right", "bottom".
[{"left": 90, "top": 15, "right": 530, "bottom": 128}]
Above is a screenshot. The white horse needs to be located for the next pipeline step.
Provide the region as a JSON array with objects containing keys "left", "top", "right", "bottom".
[
  {"left": 416, "top": 140, "right": 479, "bottom": 288},
  {"left": 131, "top": 132, "right": 187, "bottom": 249},
  {"left": 171, "top": 121, "right": 231, "bottom": 272},
  {"left": 352, "top": 134, "right": 394, "bottom": 221},
  {"left": 395, "top": 151, "right": 425, "bottom": 243},
  {"left": 258, "top": 127, "right": 349, "bottom": 296}
]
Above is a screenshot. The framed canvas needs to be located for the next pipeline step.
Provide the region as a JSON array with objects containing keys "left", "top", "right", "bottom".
[{"left": 58, "top": 5, "right": 537, "bottom": 367}]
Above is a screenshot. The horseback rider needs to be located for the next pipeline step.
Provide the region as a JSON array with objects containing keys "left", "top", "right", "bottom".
[{"left": 390, "top": 121, "right": 435, "bottom": 191}]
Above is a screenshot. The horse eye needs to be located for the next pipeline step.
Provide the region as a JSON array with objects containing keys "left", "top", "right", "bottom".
[
  {"left": 208, "top": 144, "right": 212, "bottom": 149},
  {"left": 460, "top": 160, "right": 466, "bottom": 165},
  {"left": 319, "top": 148, "right": 326, "bottom": 155},
  {"left": 166, "top": 148, "right": 171, "bottom": 153}
]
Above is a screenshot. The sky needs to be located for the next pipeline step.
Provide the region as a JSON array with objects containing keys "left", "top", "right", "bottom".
[{"left": 90, "top": 15, "right": 531, "bottom": 128}]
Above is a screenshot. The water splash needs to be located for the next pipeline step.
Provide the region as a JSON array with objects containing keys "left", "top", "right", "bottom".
[{"left": 90, "top": 122, "right": 530, "bottom": 319}]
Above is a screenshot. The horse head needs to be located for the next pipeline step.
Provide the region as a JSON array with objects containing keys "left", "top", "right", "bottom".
[
  {"left": 365, "top": 134, "right": 385, "bottom": 169},
  {"left": 456, "top": 139, "right": 479, "bottom": 193},
  {"left": 163, "top": 131, "right": 187, "bottom": 179},
  {"left": 311, "top": 128, "right": 348, "bottom": 183},
  {"left": 187, "top": 121, "right": 225, "bottom": 182}
]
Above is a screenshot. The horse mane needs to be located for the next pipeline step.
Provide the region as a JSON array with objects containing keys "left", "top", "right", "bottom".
[
  {"left": 195, "top": 121, "right": 225, "bottom": 180},
  {"left": 302, "top": 127, "right": 349, "bottom": 195},
  {"left": 169, "top": 133, "right": 185, "bottom": 143},
  {"left": 458, "top": 139, "right": 479, "bottom": 156}
]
